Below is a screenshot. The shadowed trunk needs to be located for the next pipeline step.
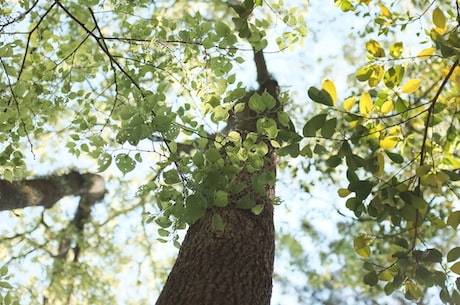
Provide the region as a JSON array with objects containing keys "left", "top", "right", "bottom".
[{"left": 156, "top": 157, "right": 276, "bottom": 305}]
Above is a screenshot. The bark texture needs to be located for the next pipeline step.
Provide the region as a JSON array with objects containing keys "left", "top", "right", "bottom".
[
  {"left": 156, "top": 162, "right": 276, "bottom": 305},
  {"left": 0, "top": 171, "right": 105, "bottom": 211},
  {"left": 156, "top": 50, "right": 279, "bottom": 305}
]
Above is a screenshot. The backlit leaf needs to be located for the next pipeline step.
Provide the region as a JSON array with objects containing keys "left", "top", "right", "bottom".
[
  {"left": 366, "top": 39, "right": 385, "bottom": 57},
  {"left": 343, "top": 96, "right": 356, "bottom": 111},
  {"left": 381, "top": 5, "right": 391, "bottom": 19},
  {"left": 322, "top": 79, "right": 337, "bottom": 105},
  {"left": 380, "top": 136, "right": 398, "bottom": 150},
  {"left": 432, "top": 7, "right": 446, "bottom": 29},
  {"left": 381, "top": 100, "right": 394, "bottom": 114},
  {"left": 389, "top": 42, "right": 403, "bottom": 59},
  {"left": 417, "top": 47, "right": 436, "bottom": 59},
  {"left": 401, "top": 79, "right": 421, "bottom": 94},
  {"left": 359, "top": 92, "right": 372, "bottom": 115}
]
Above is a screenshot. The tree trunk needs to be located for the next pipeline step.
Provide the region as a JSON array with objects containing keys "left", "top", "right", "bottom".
[
  {"left": 156, "top": 49, "right": 279, "bottom": 305},
  {"left": 156, "top": 157, "right": 276, "bottom": 305}
]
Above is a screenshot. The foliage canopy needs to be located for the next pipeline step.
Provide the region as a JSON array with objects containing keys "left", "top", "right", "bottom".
[{"left": 1, "top": 0, "right": 460, "bottom": 304}]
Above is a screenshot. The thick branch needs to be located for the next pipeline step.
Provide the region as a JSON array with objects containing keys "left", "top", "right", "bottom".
[{"left": 0, "top": 172, "right": 105, "bottom": 211}]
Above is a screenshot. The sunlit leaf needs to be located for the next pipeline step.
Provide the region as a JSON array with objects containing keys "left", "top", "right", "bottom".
[
  {"left": 432, "top": 7, "right": 446, "bottom": 29},
  {"left": 381, "top": 5, "right": 391, "bottom": 19},
  {"left": 354, "top": 234, "right": 373, "bottom": 258},
  {"left": 379, "top": 136, "right": 398, "bottom": 150},
  {"left": 359, "top": 92, "right": 372, "bottom": 115},
  {"left": 322, "top": 79, "right": 337, "bottom": 105},
  {"left": 401, "top": 79, "right": 421, "bottom": 94},
  {"left": 381, "top": 100, "right": 394, "bottom": 114},
  {"left": 343, "top": 96, "right": 356, "bottom": 111},
  {"left": 389, "top": 42, "right": 403, "bottom": 59},
  {"left": 417, "top": 47, "right": 436, "bottom": 59},
  {"left": 366, "top": 39, "right": 385, "bottom": 57}
]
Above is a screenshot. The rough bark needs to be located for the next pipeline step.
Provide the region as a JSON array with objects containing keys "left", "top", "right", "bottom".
[
  {"left": 156, "top": 50, "right": 279, "bottom": 305},
  {"left": 0, "top": 171, "right": 105, "bottom": 211}
]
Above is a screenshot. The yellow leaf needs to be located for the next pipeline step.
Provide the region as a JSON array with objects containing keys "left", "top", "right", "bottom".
[
  {"left": 389, "top": 126, "right": 401, "bottom": 135},
  {"left": 343, "top": 96, "right": 356, "bottom": 111},
  {"left": 359, "top": 92, "right": 373, "bottom": 115},
  {"left": 379, "top": 270, "right": 394, "bottom": 281},
  {"left": 366, "top": 39, "right": 385, "bottom": 57},
  {"left": 354, "top": 234, "right": 374, "bottom": 258},
  {"left": 349, "top": 120, "right": 359, "bottom": 128},
  {"left": 381, "top": 5, "right": 392, "bottom": 19},
  {"left": 322, "top": 79, "right": 337, "bottom": 105},
  {"left": 380, "top": 136, "right": 398, "bottom": 150},
  {"left": 356, "top": 245, "right": 371, "bottom": 258},
  {"left": 432, "top": 7, "right": 446, "bottom": 29},
  {"left": 401, "top": 79, "right": 421, "bottom": 94},
  {"left": 381, "top": 100, "right": 394, "bottom": 114},
  {"left": 417, "top": 47, "right": 435, "bottom": 59}
]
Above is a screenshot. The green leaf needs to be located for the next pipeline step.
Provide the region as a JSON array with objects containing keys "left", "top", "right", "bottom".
[
  {"left": 212, "top": 214, "right": 225, "bottom": 232},
  {"left": 98, "top": 153, "right": 112, "bottom": 172},
  {"left": 356, "top": 66, "right": 373, "bottom": 82},
  {"left": 251, "top": 204, "right": 265, "bottom": 215},
  {"left": 432, "top": 7, "right": 446, "bottom": 29},
  {"left": 115, "top": 154, "right": 136, "bottom": 174},
  {"left": 236, "top": 195, "right": 255, "bottom": 209},
  {"left": 321, "top": 118, "right": 337, "bottom": 138},
  {"left": 248, "top": 93, "right": 265, "bottom": 113},
  {"left": 256, "top": 118, "right": 278, "bottom": 138},
  {"left": 451, "top": 262, "right": 460, "bottom": 275},
  {"left": 277, "top": 143, "right": 299, "bottom": 157},
  {"left": 384, "top": 65, "right": 405, "bottom": 88},
  {"left": 205, "top": 148, "right": 222, "bottom": 162},
  {"left": 303, "top": 113, "right": 327, "bottom": 137},
  {"left": 385, "top": 151, "right": 404, "bottom": 163},
  {"left": 0, "top": 281, "right": 12, "bottom": 289},
  {"left": 447, "top": 247, "right": 460, "bottom": 262},
  {"left": 307, "top": 87, "right": 333, "bottom": 106},
  {"left": 448, "top": 211, "right": 460, "bottom": 229},
  {"left": 214, "top": 190, "right": 228, "bottom": 207},
  {"left": 261, "top": 91, "right": 277, "bottom": 110},
  {"left": 158, "top": 228, "right": 170, "bottom": 237},
  {"left": 363, "top": 271, "right": 379, "bottom": 286},
  {"left": 163, "top": 169, "right": 181, "bottom": 184}
]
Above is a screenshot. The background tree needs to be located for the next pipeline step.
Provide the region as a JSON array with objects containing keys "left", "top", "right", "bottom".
[{"left": 0, "top": 0, "right": 459, "bottom": 305}]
